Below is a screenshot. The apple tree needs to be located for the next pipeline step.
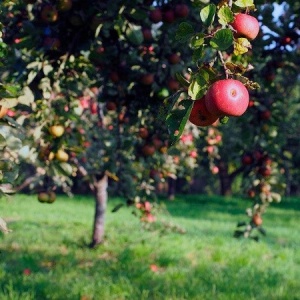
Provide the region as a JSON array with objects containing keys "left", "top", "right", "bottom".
[{"left": 2, "top": 0, "right": 201, "bottom": 246}]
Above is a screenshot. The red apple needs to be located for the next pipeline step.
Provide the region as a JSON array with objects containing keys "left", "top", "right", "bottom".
[
  {"left": 241, "top": 154, "right": 253, "bottom": 165},
  {"left": 252, "top": 213, "right": 263, "bottom": 226},
  {"left": 163, "top": 9, "right": 175, "bottom": 23},
  {"left": 259, "top": 166, "right": 272, "bottom": 177},
  {"left": 231, "top": 13, "right": 260, "bottom": 40},
  {"left": 142, "top": 144, "right": 156, "bottom": 156},
  {"left": 205, "top": 79, "right": 249, "bottom": 117},
  {"left": 140, "top": 73, "right": 154, "bottom": 85},
  {"left": 259, "top": 110, "right": 271, "bottom": 121},
  {"left": 138, "top": 127, "right": 149, "bottom": 139},
  {"left": 106, "top": 101, "right": 117, "bottom": 111},
  {"left": 168, "top": 53, "right": 180, "bottom": 64},
  {"left": 90, "top": 102, "right": 98, "bottom": 114},
  {"left": 167, "top": 78, "right": 180, "bottom": 91},
  {"left": 142, "top": 28, "right": 152, "bottom": 41},
  {"left": 149, "top": 8, "right": 162, "bottom": 23},
  {"left": 189, "top": 98, "right": 219, "bottom": 127},
  {"left": 174, "top": 4, "right": 189, "bottom": 18}
]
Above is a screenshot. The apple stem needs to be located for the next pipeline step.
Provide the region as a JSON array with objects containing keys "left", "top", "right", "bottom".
[{"left": 218, "top": 51, "right": 229, "bottom": 79}]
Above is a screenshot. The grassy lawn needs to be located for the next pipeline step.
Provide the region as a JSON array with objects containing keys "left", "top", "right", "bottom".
[{"left": 0, "top": 193, "right": 300, "bottom": 300}]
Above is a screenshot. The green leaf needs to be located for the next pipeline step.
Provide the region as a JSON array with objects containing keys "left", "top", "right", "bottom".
[
  {"left": 200, "top": 4, "right": 216, "bottom": 27},
  {"left": 126, "top": 24, "right": 143, "bottom": 45},
  {"left": 192, "top": 47, "right": 204, "bottom": 62},
  {"left": 0, "top": 42, "right": 8, "bottom": 58},
  {"left": 158, "top": 91, "right": 182, "bottom": 120},
  {"left": 218, "top": 6, "right": 234, "bottom": 25},
  {"left": 0, "top": 83, "right": 21, "bottom": 98},
  {"left": 234, "top": 0, "right": 254, "bottom": 8},
  {"left": 175, "top": 22, "right": 194, "bottom": 43},
  {"left": 188, "top": 79, "right": 207, "bottom": 100},
  {"left": 129, "top": 8, "right": 148, "bottom": 21},
  {"left": 190, "top": 33, "right": 205, "bottom": 49},
  {"left": 210, "top": 29, "right": 233, "bottom": 51},
  {"left": 166, "top": 100, "right": 193, "bottom": 145},
  {"left": 0, "top": 134, "right": 6, "bottom": 149},
  {"left": 175, "top": 73, "right": 190, "bottom": 88}
]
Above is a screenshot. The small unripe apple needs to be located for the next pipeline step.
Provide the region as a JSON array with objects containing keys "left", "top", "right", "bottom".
[
  {"left": 49, "top": 125, "right": 65, "bottom": 137},
  {"left": 189, "top": 98, "right": 219, "bottom": 127},
  {"left": 205, "top": 79, "right": 249, "bottom": 117},
  {"left": 55, "top": 149, "right": 69, "bottom": 162},
  {"left": 231, "top": 13, "right": 260, "bottom": 40}
]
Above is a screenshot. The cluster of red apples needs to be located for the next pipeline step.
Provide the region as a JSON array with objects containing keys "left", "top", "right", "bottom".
[{"left": 189, "top": 13, "right": 260, "bottom": 127}]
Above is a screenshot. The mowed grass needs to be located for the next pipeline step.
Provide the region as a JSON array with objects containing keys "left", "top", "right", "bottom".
[{"left": 0, "top": 193, "right": 300, "bottom": 300}]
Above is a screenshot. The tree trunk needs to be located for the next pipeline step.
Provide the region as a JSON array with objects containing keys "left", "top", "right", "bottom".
[
  {"left": 167, "top": 176, "right": 176, "bottom": 200},
  {"left": 218, "top": 162, "right": 233, "bottom": 196},
  {"left": 90, "top": 173, "right": 108, "bottom": 248}
]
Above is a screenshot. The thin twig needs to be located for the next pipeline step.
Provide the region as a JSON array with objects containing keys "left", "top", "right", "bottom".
[{"left": 218, "top": 51, "right": 229, "bottom": 79}]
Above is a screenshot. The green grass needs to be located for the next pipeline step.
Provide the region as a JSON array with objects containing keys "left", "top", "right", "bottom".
[{"left": 0, "top": 193, "right": 300, "bottom": 300}]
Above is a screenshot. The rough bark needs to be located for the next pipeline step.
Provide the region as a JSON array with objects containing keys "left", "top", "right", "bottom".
[{"left": 90, "top": 173, "right": 108, "bottom": 248}]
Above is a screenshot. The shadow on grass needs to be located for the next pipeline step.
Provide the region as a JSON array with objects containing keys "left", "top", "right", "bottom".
[
  {"left": 0, "top": 243, "right": 297, "bottom": 300},
  {"left": 159, "top": 194, "right": 247, "bottom": 220}
]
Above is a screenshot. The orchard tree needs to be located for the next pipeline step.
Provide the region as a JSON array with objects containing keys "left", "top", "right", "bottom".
[
  {"left": 2, "top": 0, "right": 299, "bottom": 244},
  {"left": 2, "top": 0, "right": 200, "bottom": 246}
]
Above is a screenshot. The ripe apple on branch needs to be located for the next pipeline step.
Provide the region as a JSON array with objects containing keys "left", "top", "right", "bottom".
[{"left": 162, "top": 0, "right": 261, "bottom": 145}]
